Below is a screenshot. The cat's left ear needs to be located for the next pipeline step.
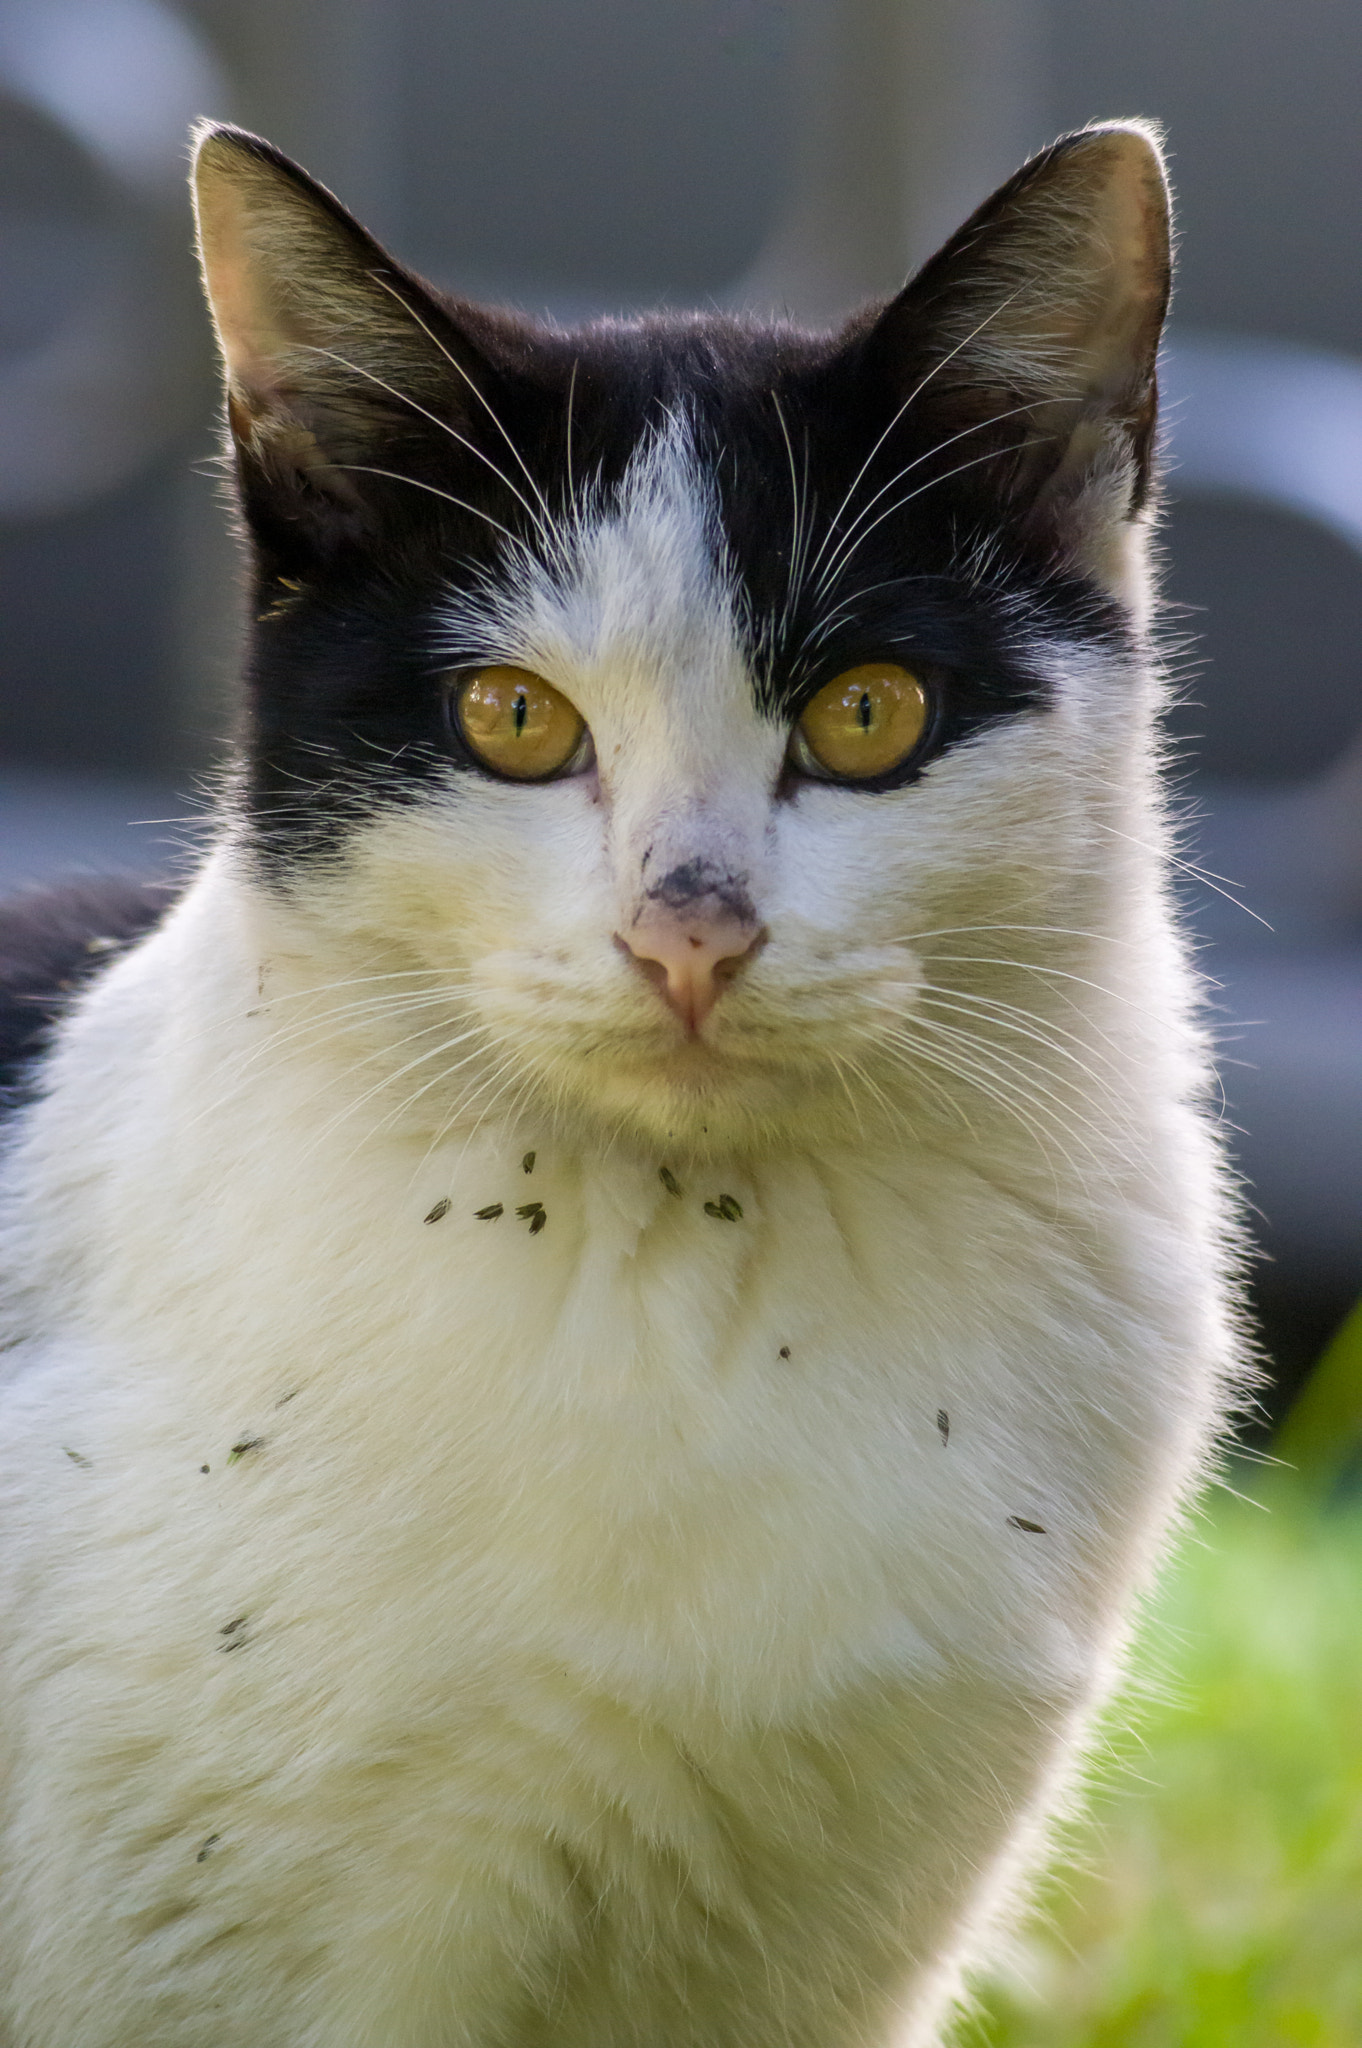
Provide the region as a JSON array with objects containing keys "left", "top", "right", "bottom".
[
  {"left": 191, "top": 122, "right": 504, "bottom": 562},
  {"left": 853, "top": 122, "right": 1171, "bottom": 576}
]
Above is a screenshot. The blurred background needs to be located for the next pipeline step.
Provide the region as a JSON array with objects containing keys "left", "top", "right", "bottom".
[{"left": 1, "top": 0, "right": 1359, "bottom": 1415}]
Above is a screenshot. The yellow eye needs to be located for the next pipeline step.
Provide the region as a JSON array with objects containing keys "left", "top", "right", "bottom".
[
  {"left": 451, "top": 666, "right": 593, "bottom": 781},
  {"left": 790, "top": 662, "right": 933, "bottom": 782}
]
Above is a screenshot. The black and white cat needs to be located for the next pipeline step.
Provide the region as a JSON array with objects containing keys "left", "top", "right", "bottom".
[{"left": 0, "top": 121, "right": 1240, "bottom": 2045}]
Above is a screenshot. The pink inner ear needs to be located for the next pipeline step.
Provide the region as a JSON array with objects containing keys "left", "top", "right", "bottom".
[{"left": 195, "top": 175, "right": 292, "bottom": 404}]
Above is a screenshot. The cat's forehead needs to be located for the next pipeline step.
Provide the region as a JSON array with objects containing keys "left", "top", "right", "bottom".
[{"left": 436, "top": 410, "right": 760, "bottom": 751}]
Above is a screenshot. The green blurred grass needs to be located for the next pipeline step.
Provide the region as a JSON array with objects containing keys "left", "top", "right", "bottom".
[{"left": 962, "top": 1299, "right": 1362, "bottom": 2048}]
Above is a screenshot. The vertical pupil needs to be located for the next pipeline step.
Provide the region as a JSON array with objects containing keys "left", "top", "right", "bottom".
[
  {"left": 513, "top": 690, "right": 528, "bottom": 736},
  {"left": 857, "top": 690, "right": 873, "bottom": 731}
]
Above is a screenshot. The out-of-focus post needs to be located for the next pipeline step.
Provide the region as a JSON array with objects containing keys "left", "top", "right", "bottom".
[{"left": 732, "top": 0, "right": 1048, "bottom": 320}]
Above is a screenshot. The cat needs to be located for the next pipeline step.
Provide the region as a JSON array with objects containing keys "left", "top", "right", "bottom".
[{"left": 0, "top": 118, "right": 1241, "bottom": 2046}]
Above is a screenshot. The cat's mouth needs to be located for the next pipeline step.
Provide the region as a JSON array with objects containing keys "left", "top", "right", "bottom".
[
  {"left": 649, "top": 1033, "right": 744, "bottom": 1082},
  {"left": 465, "top": 936, "right": 926, "bottom": 1144},
  {"left": 568, "top": 1003, "right": 858, "bottom": 1141}
]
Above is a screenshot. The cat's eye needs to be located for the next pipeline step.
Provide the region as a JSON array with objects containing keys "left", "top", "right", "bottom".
[
  {"left": 448, "top": 666, "right": 594, "bottom": 781},
  {"left": 789, "top": 663, "right": 933, "bottom": 783}
]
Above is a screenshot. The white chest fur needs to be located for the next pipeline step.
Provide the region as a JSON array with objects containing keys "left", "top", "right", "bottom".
[{"left": 0, "top": 876, "right": 1227, "bottom": 2048}]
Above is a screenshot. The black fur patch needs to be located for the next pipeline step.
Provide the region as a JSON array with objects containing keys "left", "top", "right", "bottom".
[{"left": 0, "top": 878, "right": 177, "bottom": 1114}]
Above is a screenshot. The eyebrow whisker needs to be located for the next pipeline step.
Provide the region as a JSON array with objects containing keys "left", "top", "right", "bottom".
[{"left": 367, "top": 272, "right": 560, "bottom": 551}]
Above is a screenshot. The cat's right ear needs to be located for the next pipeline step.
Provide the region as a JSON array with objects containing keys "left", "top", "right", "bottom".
[
  {"left": 191, "top": 123, "right": 493, "bottom": 559},
  {"left": 847, "top": 122, "right": 1172, "bottom": 581}
]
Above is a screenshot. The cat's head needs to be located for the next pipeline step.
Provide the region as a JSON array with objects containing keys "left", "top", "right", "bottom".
[{"left": 193, "top": 121, "right": 1170, "bottom": 1156}]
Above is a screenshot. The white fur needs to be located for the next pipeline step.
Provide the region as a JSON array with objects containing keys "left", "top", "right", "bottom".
[{"left": 0, "top": 428, "right": 1237, "bottom": 2045}]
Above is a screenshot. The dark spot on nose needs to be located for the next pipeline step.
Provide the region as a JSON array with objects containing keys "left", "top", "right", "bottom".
[{"left": 645, "top": 858, "right": 756, "bottom": 925}]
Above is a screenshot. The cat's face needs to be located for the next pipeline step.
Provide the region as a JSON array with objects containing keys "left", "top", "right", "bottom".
[{"left": 194, "top": 121, "right": 1169, "bottom": 1153}]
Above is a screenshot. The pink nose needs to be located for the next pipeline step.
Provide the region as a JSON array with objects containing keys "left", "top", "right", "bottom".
[{"left": 620, "top": 915, "right": 765, "bottom": 1033}]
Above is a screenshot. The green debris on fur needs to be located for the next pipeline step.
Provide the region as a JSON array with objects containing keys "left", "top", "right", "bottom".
[{"left": 962, "top": 1474, "right": 1362, "bottom": 2048}]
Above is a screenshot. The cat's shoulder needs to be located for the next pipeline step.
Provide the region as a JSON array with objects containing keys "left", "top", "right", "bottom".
[{"left": 0, "top": 876, "right": 179, "bottom": 1109}]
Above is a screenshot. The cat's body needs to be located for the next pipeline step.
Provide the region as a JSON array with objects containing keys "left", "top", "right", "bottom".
[{"left": 0, "top": 123, "right": 1238, "bottom": 2045}]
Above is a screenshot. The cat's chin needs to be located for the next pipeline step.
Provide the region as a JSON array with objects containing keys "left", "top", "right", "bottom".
[{"left": 557, "top": 1040, "right": 847, "bottom": 1154}]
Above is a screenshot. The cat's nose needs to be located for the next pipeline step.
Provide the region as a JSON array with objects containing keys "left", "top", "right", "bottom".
[{"left": 619, "top": 916, "right": 765, "bottom": 1033}]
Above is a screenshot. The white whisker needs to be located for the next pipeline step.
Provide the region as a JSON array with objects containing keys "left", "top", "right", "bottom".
[
  {"left": 327, "top": 465, "right": 519, "bottom": 545},
  {"left": 904, "top": 1005, "right": 1139, "bottom": 1162},
  {"left": 878, "top": 1020, "right": 1091, "bottom": 1197},
  {"left": 769, "top": 391, "right": 814, "bottom": 646},
  {"left": 812, "top": 433, "right": 1052, "bottom": 605},
  {"left": 564, "top": 356, "right": 580, "bottom": 522},
  {"left": 300, "top": 343, "right": 550, "bottom": 544},
  {"left": 1091, "top": 817, "right": 1273, "bottom": 931},
  {"left": 368, "top": 272, "right": 559, "bottom": 551},
  {"left": 802, "top": 281, "right": 1032, "bottom": 597},
  {"left": 809, "top": 398, "right": 1046, "bottom": 609},
  {"left": 908, "top": 987, "right": 1129, "bottom": 1092}
]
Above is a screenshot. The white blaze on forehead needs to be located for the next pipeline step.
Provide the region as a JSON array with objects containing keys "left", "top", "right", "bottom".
[{"left": 438, "top": 411, "right": 784, "bottom": 900}]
